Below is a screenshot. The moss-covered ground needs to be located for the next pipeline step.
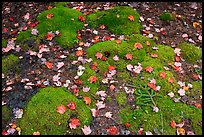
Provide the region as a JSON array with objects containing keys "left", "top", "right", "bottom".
[{"left": 2, "top": 54, "right": 20, "bottom": 74}]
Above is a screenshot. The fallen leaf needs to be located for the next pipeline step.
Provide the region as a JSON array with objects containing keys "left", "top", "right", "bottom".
[
  {"left": 115, "top": 39, "right": 121, "bottom": 44},
  {"left": 81, "top": 125, "right": 92, "bottom": 135},
  {"left": 126, "top": 64, "right": 133, "bottom": 71},
  {"left": 145, "top": 66, "right": 153, "bottom": 73},
  {"left": 146, "top": 41, "right": 150, "bottom": 46},
  {"left": 178, "top": 88, "right": 185, "bottom": 96},
  {"left": 78, "top": 16, "right": 85, "bottom": 22},
  {"left": 100, "top": 24, "right": 105, "bottom": 29},
  {"left": 170, "top": 121, "right": 176, "bottom": 128},
  {"left": 56, "top": 62, "right": 64, "bottom": 69},
  {"left": 194, "top": 103, "right": 201, "bottom": 109},
  {"left": 96, "top": 101, "right": 105, "bottom": 110},
  {"left": 107, "top": 126, "right": 118, "bottom": 135},
  {"left": 45, "top": 32, "right": 54, "bottom": 41},
  {"left": 133, "top": 64, "right": 143, "bottom": 74},
  {"left": 88, "top": 76, "right": 98, "bottom": 83},
  {"left": 90, "top": 62, "right": 98, "bottom": 71},
  {"left": 95, "top": 52, "right": 103, "bottom": 59},
  {"left": 46, "top": 13, "right": 53, "bottom": 19},
  {"left": 168, "top": 77, "right": 174, "bottom": 83},
  {"left": 183, "top": 86, "right": 189, "bottom": 91},
  {"left": 33, "top": 131, "right": 40, "bottom": 135},
  {"left": 138, "top": 128, "right": 144, "bottom": 135},
  {"left": 128, "top": 15, "right": 134, "bottom": 21},
  {"left": 96, "top": 91, "right": 107, "bottom": 97},
  {"left": 113, "top": 55, "right": 119, "bottom": 61},
  {"left": 83, "top": 86, "right": 90, "bottom": 92},
  {"left": 145, "top": 131, "right": 153, "bottom": 135},
  {"left": 2, "top": 130, "right": 8, "bottom": 135},
  {"left": 67, "top": 102, "right": 76, "bottom": 110},
  {"left": 134, "top": 42, "right": 143, "bottom": 49},
  {"left": 56, "top": 105, "right": 66, "bottom": 114},
  {"left": 69, "top": 118, "right": 81, "bottom": 129},
  {"left": 108, "top": 65, "right": 116, "bottom": 71},
  {"left": 153, "top": 106, "right": 159, "bottom": 112},
  {"left": 76, "top": 50, "right": 83, "bottom": 56},
  {"left": 101, "top": 56, "right": 107, "bottom": 61},
  {"left": 105, "top": 112, "right": 112, "bottom": 118},
  {"left": 192, "top": 74, "right": 199, "bottom": 80},
  {"left": 159, "top": 72, "right": 166, "bottom": 78},
  {"left": 148, "top": 82, "right": 157, "bottom": 91},
  {"left": 84, "top": 96, "right": 91, "bottom": 105},
  {"left": 175, "top": 56, "right": 181, "bottom": 62},
  {"left": 53, "top": 74, "right": 60, "bottom": 82},
  {"left": 125, "top": 53, "right": 133, "bottom": 60},
  {"left": 151, "top": 53, "right": 158, "bottom": 58},
  {"left": 125, "top": 123, "right": 131, "bottom": 128},
  {"left": 177, "top": 127, "right": 185, "bottom": 135},
  {"left": 110, "top": 85, "right": 115, "bottom": 91},
  {"left": 193, "top": 22, "right": 200, "bottom": 28},
  {"left": 168, "top": 92, "right": 174, "bottom": 98},
  {"left": 90, "top": 108, "right": 99, "bottom": 117}
]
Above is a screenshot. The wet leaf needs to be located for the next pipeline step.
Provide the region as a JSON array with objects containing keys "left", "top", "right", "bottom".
[
  {"left": 67, "top": 102, "right": 76, "bottom": 110},
  {"left": 69, "top": 118, "right": 81, "bottom": 129},
  {"left": 56, "top": 105, "right": 66, "bottom": 114}
]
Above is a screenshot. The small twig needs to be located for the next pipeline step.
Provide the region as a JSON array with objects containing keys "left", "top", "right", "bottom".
[{"left": 124, "top": 83, "right": 141, "bottom": 88}]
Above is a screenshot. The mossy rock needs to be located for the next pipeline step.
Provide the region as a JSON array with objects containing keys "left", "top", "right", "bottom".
[
  {"left": 2, "top": 54, "right": 20, "bottom": 74},
  {"left": 87, "top": 6, "right": 142, "bottom": 35},
  {"left": 177, "top": 42, "right": 202, "bottom": 64},
  {"left": 18, "top": 87, "right": 92, "bottom": 135},
  {"left": 159, "top": 11, "right": 176, "bottom": 21},
  {"left": 120, "top": 96, "right": 202, "bottom": 135},
  {"left": 116, "top": 91, "right": 127, "bottom": 106},
  {"left": 17, "top": 5, "right": 84, "bottom": 48},
  {"left": 2, "top": 105, "right": 12, "bottom": 129}
]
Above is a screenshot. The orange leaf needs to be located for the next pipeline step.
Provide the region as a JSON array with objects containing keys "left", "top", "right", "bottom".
[
  {"left": 67, "top": 102, "right": 76, "bottom": 110},
  {"left": 125, "top": 123, "right": 131, "bottom": 128},
  {"left": 95, "top": 52, "right": 103, "bottom": 59},
  {"left": 146, "top": 41, "right": 150, "bottom": 46},
  {"left": 78, "top": 41, "right": 84, "bottom": 46},
  {"left": 183, "top": 86, "right": 189, "bottom": 91},
  {"left": 148, "top": 82, "right": 157, "bottom": 91},
  {"left": 151, "top": 53, "right": 158, "bottom": 58},
  {"left": 170, "top": 121, "right": 176, "bottom": 128},
  {"left": 160, "top": 72, "right": 167, "bottom": 78},
  {"left": 175, "top": 56, "right": 181, "bottom": 62},
  {"left": 90, "top": 62, "right": 98, "bottom": 71},
  {"left": 192, "top": 74, "right": 199, "bottom": 80},
  {"left": 115, "top": 39, "right": 121, "bottom": 44},
  {"left": 88, "top": 76, "right": 98, "bottom": 83},
  {"left": 46, "top": 13, "right": 53, "bottom": 19},
  {"left": 145, "top": 66, "right": 153, "bottom": 73},
  {"left": 78, "top": 16, "right": 85, "bottom": 22},
  {"left": 56, "top": 105, "right": 66, "bottom": 114},
  {"left": 100, "top": 24, "right": 105, "bottom": 29},
  {"left": 69, "top": 118, "right": 81, "bottom": 129},
  {"left": 84, "top": 96, "right": 91, "bottom": 105},
  {"left": 45, "top": 61, "right": 53, "bottom": 69},
  {"left": 128, "top": 15, "right": 134, "bottom": 21},
  {"left": 46, "top": 32, "right": 54, "bottom": 41},
  {"left": 125, "top": 53, "right": 132, "bottom": 60},
  {"left": 33, "top": 131, "right": 41, "bottom": 135},
  {"left": 194, "top": 103, "right": 201, "bottom": 109},
  {"left": 107, "top": 126, "right": 118, "bottom": 135},
  {"left": 108, "top": 65, "right": 116, "bottom": 71},
  {"left": 110, "top": 85, "right": 115, "bottom": 91},
  {"left": 134, "top": 42, "right": 143, "bottom": 49},
  {"left": 76, "top": 50, "right": 83, "bottom": 56},
  {"left": 168, "top": 77, "right": 174, "bottom": 83},
  {"left": 94, "top": 35, "right": 100, "bottom": 40},
  {"left": 177, "top": 127, "right": 185, "bottom": 135}
]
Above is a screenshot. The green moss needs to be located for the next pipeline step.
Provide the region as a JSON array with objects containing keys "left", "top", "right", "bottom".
[
  {"left": 156, "top": 44, "right": 175, "bottom": 64},
  {"left": 187, "top": 81, "right": 202, "bottom": 98},
  {"left": 177, "top": 42, "right": 202, "bottom": 64},
  {"left": 87, "top": 6, "right": 142, "bottom": 35},
  {"left": 19, "top": 87, "right": 92, "bottom": 135},
  {"left": 120, "top": 96, "right": 202, "bottom": 135},
  {"left": 2, "top": 38, "right": 7, "bottom": 48},
  {"left": 2, "top": 105, "right": 12, "bottom": 128},
  {"left": 54, "top": 2, "right": 70, "bottom": 7},
  {"left": 116, "top": 91, "right": 127, "bottom": 106},
  {"left": 160, "top": 11, "right": 176, "bottom": 21},
  {"left": 2, "top": 54, "right": 20, "bottom": 74}
]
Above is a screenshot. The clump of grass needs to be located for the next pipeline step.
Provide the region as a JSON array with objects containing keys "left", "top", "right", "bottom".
[
  {"left": 18, "top": 87, "right": 92, "bottom": 135},
  {"left": 159, "top": 11, "right": 176, "bottom": 21},
  {"left": 116, "top": 91, "right": 127, "bottom": 106},
  {"left": 87, "top": 6, "right": 142, "bottom": 35},
  {"left": 2, "top": 54, "right": 20, "bottom": 74},
  {"left": 177, "top": 42, "right": 202, "bottom": 64}
]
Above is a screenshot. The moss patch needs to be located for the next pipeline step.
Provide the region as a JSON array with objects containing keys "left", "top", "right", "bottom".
[
  {"left": 177, "top": 42, "right": 202, "bottom": 64},
  {"left": 17, "top": 5, "right": 84, "bottom": 49},
  {"left": 2, "top": 38, "right": 7, "bottom": 48},
  {"left": 2, "top": 105, "right": 12, "bottom": 129},
  {"left": 87, "top": 6, "right": 142, "bottom": 35},
  {"left": 2, "top": 54, "right": 20, "bottom": 74},
  {"left": 159, "top": 11, "right": 176, "bottom": 21},
  {"left": 120, "top": 96, "right": 202, "bottom": 135},
  {"left": 116, "top": 91, "right": 127, "bottom": 106},
  {"left": 18, "top": 87, "right": 92, "bottom": 135}
]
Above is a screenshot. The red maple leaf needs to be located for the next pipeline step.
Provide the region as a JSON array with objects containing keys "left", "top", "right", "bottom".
[
  {"left": 88, "top": 76, "right": 98, "bottom": 83},
  {"left": 95, "top": 52, "right": 103, "bottom": 59},
  {"left": 104, "top": 35, "right": 111, "bottom": 41},
  {"left": 74, "top": 79, "right": 82, "bottom": 85},
  {"left": 45, "top": 61, "right": 53, "bottom": 69},
  {"left": 69, "top": 118, "right": 81, "bottom": 129},
  {"left": 128, "top": 15, "right": 134, "bottom": 21},
  {"left": 100, "top": 24, "right": 105, "bottom": 29},
  {"left": 115, "top": 39, "right": 121, "bottom": 44},
  {"left": 148, "top": 82, "right": 157, "bottom": 91},
  {"left": 134, "top": 42, "right": 143, "bottom": 49},
  {"left": 46, "top": 13, "right": 54, "bottom": 19},
  {"left": 90, "top": 62, "right": 98, "bottom": 71},
  {"left": 168, "top": 77, "right": 174, "bottom": 83},
  {"left": 84, "top": 96, "right": 91, "bottom": 105},
  {"left": 192, "top": 74, "right": 199, "bottom": 80},
  {"left": 110, "top": 85, "right": 115, "bottom": 91},
  {"left": 125, "top": 53, "right": 133, "bottom": 60},
  {"left": 170, "top": 121, "right": 176, "bottom": 128},
  {"left": 108, "top": 65, "right": 116, "bottom": 71},
  {"left": 160, "top": 72, "right": 167, "bottom": 78},
  {"left": 45, "top": 32, "right": 54, "bottom": 41},
  {"left": 78, "top": 16, "right": 85, "bottom": 22},
  {"left": 145, "top": 66, "right": 153, "bottom": 73},
  {"left": 76, "top": 50, "right": 83, "bottom": 56},
  {"left": 107, "top": 126, "right": 118, "bottom": 135},
  {"left": 67, "top": 102, "right": 76, "bottom": 110},
  {"left": 125, "top": 123, "right": 131, "bottom": 128},
  {"left": 151, "top": 53, "right": 158, "bottom": 58},
  {"left": 56, "top": 105, "right": 66, "bottom": 114}
]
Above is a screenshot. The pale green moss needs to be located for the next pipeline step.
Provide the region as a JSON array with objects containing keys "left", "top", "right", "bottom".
[
  {"left": 2, "top": 54, "right": 20, "bottom": 74},
  {"left": 2, "top": 105, "right": 12, "bottom": 128},
  {"left": 177, "top": 42, "right": 202, "bottom": 64},
  {"left": 87, "top": 6, "right": 142, "bottom": 35},
  {"left": 18, "top": 87, "right": 92, "bottom": 135},
  {"left": 160, "top": 11, "right": 176, "bottom": 21},
  {"left": 116, "top": 91, "right": 127, "bottom": 106}
]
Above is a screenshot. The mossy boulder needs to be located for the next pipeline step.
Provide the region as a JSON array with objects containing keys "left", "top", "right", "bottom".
[
  {"left": 177, "top": 42, "right": 202, "bottom": 64},
  {"left": 120, "top": 96, "right": 202, "bottom": 135},
  {"left": 18, "top": 87, "right": 92, "bottom": 135},
  {"left": 17, "top": 5, "right": 84, "bottom": 49},
  {"left": 2, "top": 105, "right": 12, "bottom": 129},
  {"left": 2, "top": 54, "right": 20, "bottom": 74},
  {"left": 87, "top": 6, "right": 142, "bottom": 35},
  {"left": 159, "top": 11, "right": 176, "bottom": 21}
]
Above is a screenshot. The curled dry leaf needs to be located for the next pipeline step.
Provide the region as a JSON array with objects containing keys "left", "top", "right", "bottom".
[
  {"left": 81, "top": 125, "right": 92, "bottom": 135},
  {"left": 95, "top": 52, "right": 103, "bottom": 59},
  {"left": 84, "top": 96, "right": 91, "bottom": 105},
  {"left": 128, "top": 15, "right": 134, "bottom": 21},
  {"left": 107, "top": 126, "right": 118, "bottom": 135},
  {"left": 159, "top": 72, "right": 167, "bottom": 78},
  {"left": 56, "top": 105, "right": 66, "bottom": 114},
  {"left": 67, "top": 102, "right": 76, "bottom": 110},
  {"left": 69, "top": 118, "right": 81, "bottom": 129}
]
